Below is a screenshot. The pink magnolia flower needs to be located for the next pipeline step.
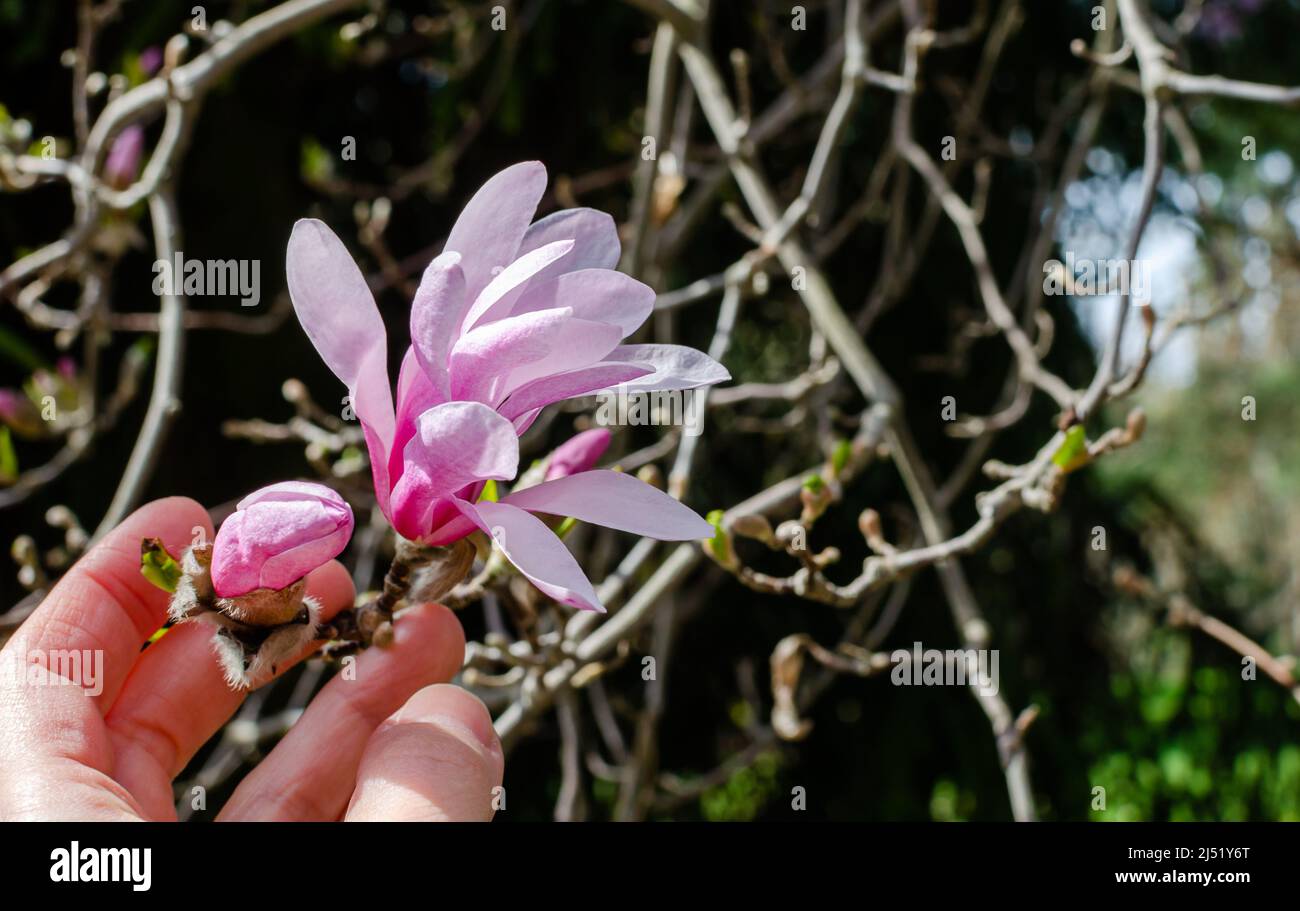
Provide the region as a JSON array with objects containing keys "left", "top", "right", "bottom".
[
  {"left": 285, "top": 161, "right": 726, "bottom": 611},
  {"left": 545, "top": 428, "right": 611, "bottom": 481},
  {"left": 212, "top": 481, "right": 354, "bottom": 598}
]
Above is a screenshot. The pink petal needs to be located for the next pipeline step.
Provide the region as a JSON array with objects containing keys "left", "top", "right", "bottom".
[
  {"left": 498, "top": 361, "right": 653, "bottom": 425},
  {"left": 389, "top": 347, "right": 446, "bottom": 493},
  {"left": 504, "top": 470, "right": 714, "bottom": 540},
  {"left": 389, "top": 402, "right": 520, "bottom": 540},
  {"left": 518, "top": 207, "right": 621, "bottom": 284},
  {"left": 287, "top": 219, "right": 396, "bottom": 504},
  {"left": 423, "top": 507, "right": 480, "bottom": 547},
  {"left": 461, "top": 239, "right": 574, "bottom": 333},
  {"left": 510, "top": 268, "right": 655, "bottom": 336},
  {"left": 497, "top": 318, "right": 624, "bottom": 401},
  {"left": 452, "top": 499, "right": 604, "bottom": 612},
  {"left": 603, "top": 344, "right": 730, "bottom": 392},
  {"left": 449, "top": 308, "right": 621, "bottom": 405},
  {"left": 409, "top": 252, "right": 467, "bottom": 399},
  {"left": 444, "top": 161, "right": 548, "bottom": 302},
  {"left": 449, "top": 308, "right": 573, "bottom": 404},
  {"left": 236, "top": 480, "right": 347, "bottom": 509}
]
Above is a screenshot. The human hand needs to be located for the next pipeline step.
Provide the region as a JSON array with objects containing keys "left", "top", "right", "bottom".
[{"left": 0, "top": 497, "right": 503, "bottom": 821}]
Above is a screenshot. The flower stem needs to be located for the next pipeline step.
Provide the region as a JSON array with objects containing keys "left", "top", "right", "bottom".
[{"left": 318, "top": 537, "right": 473, "bottom": 652}]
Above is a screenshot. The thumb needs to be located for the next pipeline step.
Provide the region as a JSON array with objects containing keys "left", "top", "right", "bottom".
[{"left": 345, "top": 684, "right": 504, "bottom": 822}]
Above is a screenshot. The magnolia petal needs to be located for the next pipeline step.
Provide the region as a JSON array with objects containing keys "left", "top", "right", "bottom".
[
  {"left": 444, "top": 161, "right": 548, "bottom": 302},
  {"left": 516, "top": 207, "right": 621, "bottom": 288},
  {"left": 448, "top": 307, "right": 575, "bottom": 404},
  {"left": 235, "top": 480, "right": 347, "bottom": 510},
  {"left": 409, "top": 252, "right": 466, "bottom": 399},
  {"left": 603, "top": 344, "right": 731, "bottom": 392},
  {"left": 498, "top": 361, "right": 653, "bottom": 424},
  {"left": 257, "top": 519, "right": 353, "bottom": 594},
  {"left": 388, "top": 402, "right": 520, "bottom": 540},
  {"left": 504, "top": 470, "right": 714, "bottom": 540},
  {"left": 453, "top": 499, "right": 604, "bottom": 612},
  {"left": 286, "top": 219, "right": 395, "bottom": 506},
  {"left": 499, "top": 318, "right": 624, "bottom": 401},
  {"left": 461, "top": 239, "right": 575, "bottom": 333},
  {"left": 422, "top": 507, "right": 480, "bottom": 547},
  {"left": 510, "top": 268, "right": 655, "bottom": 336},
  {"left": 389, "top": 347, "right": 446, "bottom": 493}
]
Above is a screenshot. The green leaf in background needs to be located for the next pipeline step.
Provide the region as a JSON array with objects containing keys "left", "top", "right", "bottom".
[
  {"left": 555, "top": 515, "right": 577, "bottom": 538},
  {"left": 830, "top": 438, "right": 852, "bottom": 476},
  {"left": 478, "top": 478, "right": 499, "bottom": 503},
  {"left": 140, "top": 537, "right": 181, "bottom": 593},
  {"left": 0, "top": 426, "right": 17, "bottom": 483},
  {"left": 299, "top": 136, "right": 332, "bottom": 183},
  {"left": 802, "top": 473, "right": 826, "bottom": 494},
  {"left": 1052, "top": 424, "right": 1090, "bottom": 473},
  {"left": 128, "top": 334, "right": 156, "bottom": 361}
]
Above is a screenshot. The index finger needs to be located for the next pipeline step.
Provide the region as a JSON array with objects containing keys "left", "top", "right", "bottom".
[{"left": 2, "top": 496, "right": 212, "bottom": 713}]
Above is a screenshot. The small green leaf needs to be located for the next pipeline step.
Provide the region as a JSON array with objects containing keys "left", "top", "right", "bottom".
[
  {"left": 555, "top": 515, "right": 578, "bottom": 538},
  {"left": 140, "top": 537, "right": 182, "bottom": 593},
  {"left": 0, "top": 427, "right": 17, "bottom": 483},
  {"left": 705, "top": 508, "right": 732, "bottom": 563},
  {"left": 127, "top": 335, "right": 156, "bottom": 362},
  {"left": 802, "top": 473, "right": 825, "bottom": 494},
  {"left": 300, "top": 137, "right": 333, "bottom": 183},
  {"left": 830, "top": 439, "right": 852, "bottom": 476},
  {"left": 1052, "top": 424, "right": 1090, "bottom": 473},
  {"left": 478, "top": 479, "right": 499, "bottom": 503}
]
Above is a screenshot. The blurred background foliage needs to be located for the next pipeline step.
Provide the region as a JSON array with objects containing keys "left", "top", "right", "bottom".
[{"left": 2, "top": 0, "right": 1299, "bottom": 820}]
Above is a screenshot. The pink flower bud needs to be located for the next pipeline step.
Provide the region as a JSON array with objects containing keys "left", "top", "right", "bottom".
[
  {"left": 138, "top": 46, "right": 163, "bottom": 77},
  {"left": 211, "top": 481, "right": 354, "bottom": 598},
  {"left": 103, "top": 124, "right": 145, "bottom": 190},
  {"left": 545, "top": 429, "right": 611, "bottom": 481},
  {"left": 0, "top": 388, "right": 43, "bottom": 439}
]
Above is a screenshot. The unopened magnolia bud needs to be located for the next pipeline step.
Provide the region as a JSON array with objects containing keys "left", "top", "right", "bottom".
[
  {"left": 636, "top": 464, "right": 664, "bottom": 490},
  {"left": 731, "top": 513, "right": 774, "bottom": 543},
  {"left": 858, "top": 508, "right": 882, "bottom": 542},
  {"left": 162, "top": 34, "right": 189, "bottom": 73},
  {"left": 544, "top": 429, "right": 612, "bottom": 481},
  {"left": 799, "top": 481, "right": 832, "bottom": 523},
  {"left": 1125, "top": 408, "right": 1146, "bottom": 441},
  {"left": 812, "top": 546, "right": 841, "bottom": 568},
  {"left": 103, "top": 125, "right": 145, "bottom": 190},
  {"left": 281, "top": 377, "right": 308, "bottom": 403},
  {"left": 211, "top": 481, "right": 354, "bottom": 599},
  {"left": 774, "top": 520, "right": 805, "bottom": 548}
]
